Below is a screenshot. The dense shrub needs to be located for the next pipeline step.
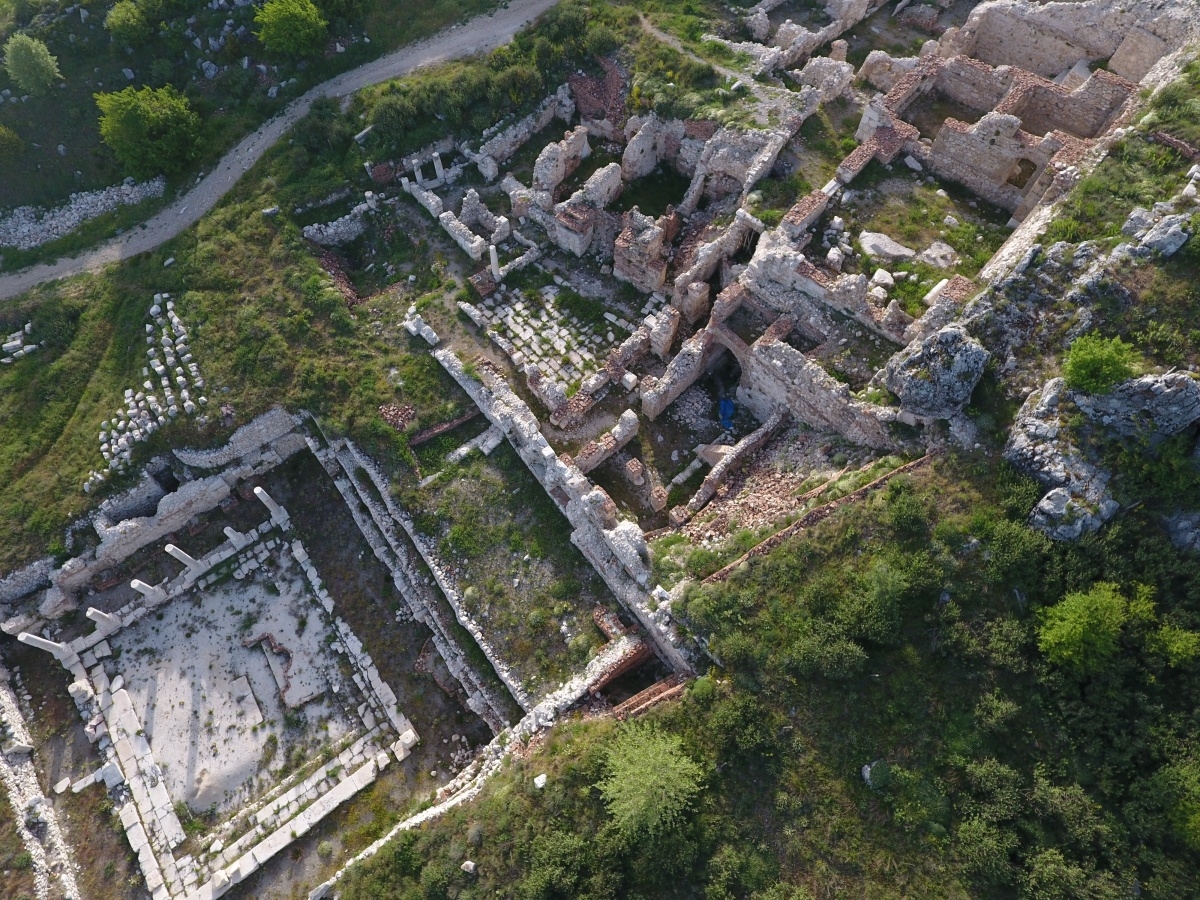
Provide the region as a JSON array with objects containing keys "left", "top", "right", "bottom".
[
  {"left": 1062, "top": 334, "right": 1136, "bottom": 393},
  {"left": 0, "top": 123, "right": 21, "bottom": 160},
  {"left": 597, "top": 723, "right": 702, "bottom": 839},
  {"left": 1036, "top": 582, "right": 1139, "bottom": 673},
  {"left": 105, "top": 0, "right": 152, "bottom": 46}
]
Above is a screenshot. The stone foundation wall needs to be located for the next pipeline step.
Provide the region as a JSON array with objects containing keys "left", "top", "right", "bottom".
[
  {"left": 934, "top": 56, "right": 1012, "bottom": 113},
  {"left": 738, "top": 335, "right": 894, "bottom": 448},
  {"left": 1000, "top": 71, "right": 1134, "bottom": 140}
]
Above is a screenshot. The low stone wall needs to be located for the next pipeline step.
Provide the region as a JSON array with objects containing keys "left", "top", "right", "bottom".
[{"left": 0, "top": 177, "right": 165, "bottom": 251}]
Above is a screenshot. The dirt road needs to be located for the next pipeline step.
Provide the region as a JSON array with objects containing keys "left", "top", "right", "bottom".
[{"left": 0, "top": 0, "right": 559, "bottom": 301}]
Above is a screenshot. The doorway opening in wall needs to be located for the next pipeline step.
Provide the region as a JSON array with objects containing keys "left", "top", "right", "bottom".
[{"left": 1006, "top": 158, "right": 1038, "bottom": 189}]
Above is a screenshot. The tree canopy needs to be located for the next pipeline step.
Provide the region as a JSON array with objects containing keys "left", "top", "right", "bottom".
[
  {"left": 3, "top": 34, "right": 62, "bottom": 95},
  {"left": 95, "top": 86, "right": 201, "bottom": 178},
  {"left": 254, "top": 0, "right": 327, "bottom": 59},
  {"left": 597, "top": 723, "right": 702, "bottom": 839}
]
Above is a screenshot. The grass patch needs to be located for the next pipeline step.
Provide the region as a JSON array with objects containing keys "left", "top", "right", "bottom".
[{"left": 1044, "top": 136, "right": 1191, "bottom": 245}]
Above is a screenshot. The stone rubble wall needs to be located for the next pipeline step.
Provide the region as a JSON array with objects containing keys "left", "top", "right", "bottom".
[
  {"left": 613, "top": 208, "right": 669, "bottom": 294},
  {"left": 438, "top": 211, "right": 488, "bottom": 260},
  {"left": 738, "top": 333, "right": 895, "bottom": 448},
  {"left": 316, "top": 432, "right": 522, "bottom": 721},
  {"left": 709, "top": 0, "right": 887, "bottom": 74},
  {"left": 533, "top": 125, "right": 590, "bottom": 192},
  {"left": 573, "top": 409, "right": 640, "bottom": 474},
  {"left": 459, "top": 189, "right": 511, "bottom": 243},
  {"left": 0, "top": 557, "right": 54, "bottom": 605},
  {"left": 301, "top": 203, "right": 369, "bottom": 245},
  {"left": 672, "top": 209, "right": 763, "bottom": 303},
  {"left": 174, "top": 407, "right": 298, "bottom": 469},
  {"left": 642, "top": 331, "right": 715, "bottom": 420},
  {"left": 933, "top": 54, "right": 1015, "bottom": 112},
  {"left": 670, "top": 411, "right": 786, "bottom": 524},
  {"left": 0, "top": 177, "right": 166, "bottom": 251},
  {"left": 50, "top": 411, "right": 308, "bottom": 607},
  {"left": 471, "top": 85, "right": 575, "bottom": 180},
  {"left": 952, "top": 0, "right": 1197, "bottom": 81},
  {"left": 928, "top": 114, "right": 1055, "bottom": 213},
  {"left": 0, "top": 660, "right": 81, "bottom": 899},
  {"left": 999, "top": 70, "right": 1135, "bottom": 140},
  {"left": 404, "top": 180, "right": 444, "bottom": 218}
]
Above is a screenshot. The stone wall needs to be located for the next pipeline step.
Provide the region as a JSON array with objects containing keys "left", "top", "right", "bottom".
[
  {"left": 933, "top": 56, "right": 1012, "bottom": 113},
  {"left": 572, "top": 410, "right": 640, "bottom": 474},
  {"left": 642, "top": 331, "right": 716, "bottom": 420},
  {"left": 998, "top": 70, "right": 1135, "bottom": 139},
  {"left": 954, "top": 0, "right": 1195, "bottom": 80},
  {"left": 532, "top": 126, "right": 590, "bottom": 192},
  {"left": 928, "top": 114, "right": 1053, "bottom": 212},
  {"left": 433, "top": 349, "right": 695, "bottom": 674},
  {"left": 472, "top": 85, "right": 575, "bottom": 180},
  {"left": 738, "top": 331, "right": 894, "bottom": 448},
  {"left": 612, "top": 209, "right": 668, "bottom": 294}
]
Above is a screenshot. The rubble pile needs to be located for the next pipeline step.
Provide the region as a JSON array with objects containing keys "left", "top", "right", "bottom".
[
  {"left": 0, "top": 177, "right": 166, "bottom": 251},
  {"left": 85, "top": 294, "right": 209, "bottom": 494}
]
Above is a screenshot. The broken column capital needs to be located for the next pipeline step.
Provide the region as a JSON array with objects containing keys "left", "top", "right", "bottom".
[
  {"left": 86, "top": 607, "right": 122, "bottom": 636},
  {"left": 164, "top": 543, "right": 203, "bottom": 572}
]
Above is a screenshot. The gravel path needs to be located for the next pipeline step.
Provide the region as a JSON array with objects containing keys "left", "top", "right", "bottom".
[{"left": 0, "top": 0, "right": 559, "bottom": 302}]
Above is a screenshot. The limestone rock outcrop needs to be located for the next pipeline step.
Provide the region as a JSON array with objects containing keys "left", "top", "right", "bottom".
[
  {"left": 1005, "top": 377, "right": 1118, "bottom": 540},
  {"left": 1071, "top": 372, "right": 1200, "bottom": 440},
  {"left": 882, "top": 324, "right": 988, "bottom": 419},
  {"left": 859, "top": 231, "right": 917, "bottom": 261}
]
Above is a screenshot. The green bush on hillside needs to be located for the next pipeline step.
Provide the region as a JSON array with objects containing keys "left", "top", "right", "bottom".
[
  {"left": 1062, "top": 334, "right": 1136, "bottom": 394},
  {"left": 1036, "top": 582, "right": 1146, "bottom": 673},
  {"left": 255, "top": 0, "right": 327, "bottom": 59},
  {"left": 597, "top": 723, "right": 703, "bottom": 839},
  {"left": 95, "top": 85, "right": 201, "bottom": 177},
  {"left": 105, "top": 0, "right": 152, "bottom": 46},
  {"left": 3, "top": 33, "right": 61, "bottom": 95},
  {"left": 0, "top": 123, "right": 21, "bottom": 160}
]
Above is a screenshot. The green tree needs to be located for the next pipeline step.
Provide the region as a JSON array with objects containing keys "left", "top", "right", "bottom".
[
  {"left": 1156, "top": 760, "right": 1200, "bottom": 850},
  {"left": 1036, "top": 582, "right": 1131, "bottom": 673},
  {"left": 1062, "top": 334, "right": 1136, "bottom": 393},
  {"left": 105, "top": 1, "right": 152, "bottom": 46},
  {"left": 1151, "top": 624, "right": 1200, "bottom": 667},
  {"left": 0, "top": 123, "right": 22, "bottom": 160},
  {"left": 95, "top": 86, "right": 201, "bottom": 177},
  {"left": 254, "top": 0, "right": 327, "bottom": 59},
  {"left": 3, "top": 34, "right": 62, "bottom": 95},
  {"left": 597, "top": 723, "right": 702, "bottom": 839}
]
